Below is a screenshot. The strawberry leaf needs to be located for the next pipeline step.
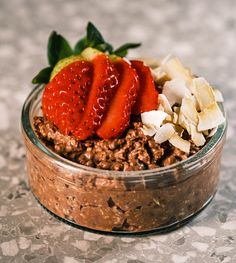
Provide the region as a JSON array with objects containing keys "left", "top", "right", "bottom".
[
  {"left": 87, "top": 22, "right": 105, "bottom": 46},
  {"left": 74, "top": 37, "right": 88, "bottom": 55},
  {"left": 95, "top": 42, "right": 113, "bottom": 53},
  {"left": 74, "top": 22, "right": 113, "bottom": 54},
  {"left": 113, "top": 43, "right": 141, "bottom": 57},
  {"left": 47, "top": 31, "right": 73, "bottom": 66},
  {"left": 32, "top": 67, "right": 52, "bottom": 84}
]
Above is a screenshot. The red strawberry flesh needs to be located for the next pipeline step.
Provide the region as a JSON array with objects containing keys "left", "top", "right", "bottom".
[
  {"left": 97, "top": 58, "right": 139, "bottom": 139},
  {"left": 131, "top": 60, "right": 158, "bottom": 114},
  {"left": 42, "top": 60, "right": 92, "bottom": 135},
  {"left": 74, "top": 54, "right": 119, "bottom": 140}
]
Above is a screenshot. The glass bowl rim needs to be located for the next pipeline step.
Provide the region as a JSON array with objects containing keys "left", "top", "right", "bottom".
[{"left": 21, "top": 84, "right": 227, "bottom": 178}]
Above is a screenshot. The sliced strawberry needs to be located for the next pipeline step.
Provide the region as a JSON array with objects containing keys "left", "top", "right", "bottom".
[
  {"left": 97, "top": 58, "right": 139, "bottom": 139},
  {"left": 42, "top": 60, "right": 93, "bottom": 135},
  {"left": 131, "top": 60, "right": 158, "bottom": 114},
  {"left": 74, "top": 54, "right": 119, "bottom": 140}
]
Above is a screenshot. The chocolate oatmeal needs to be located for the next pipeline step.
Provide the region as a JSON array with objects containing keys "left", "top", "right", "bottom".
[
  {"left": 21, "top": 80, "right": 226, "bottom": 233},
  {"left": 33, "top": 116, "right": 199, "bottom": 171},
  {"left": 24, "top": 116, "right": 225, "bottom": 232}
]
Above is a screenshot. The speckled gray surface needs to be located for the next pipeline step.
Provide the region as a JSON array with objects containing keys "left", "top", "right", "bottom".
[{"left": 0, "top": 0, "right": 236, "bottom": 262}]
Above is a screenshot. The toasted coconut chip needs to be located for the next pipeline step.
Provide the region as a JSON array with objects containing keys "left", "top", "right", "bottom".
[
  {"left": 190, "top": 124, "right": 206, "bottom": 146},
  {"left": 165, "top": 114, "right": 173, "bottom": 122},
  {"left": 160, "top": 54, "right": 173, "bottom": 65},
  {"left": 192, "top": 77, "right": 215, "bottom": 111},
  {"left": 173, "top": 112, "right": 179, "bottom": 124},
  {"left": 162, "top": 57, "right": 193, "bottom": 85},
  {"left": 178, "top": 111, "right": 191, "bottom": 134},
  {"left": 185, "top": 67, "right": 193, "bottom": 77},
  {"left": 157, "top": 104, "right": 165, "bottom": 112},
  {"left": 154, "top": 123, "right": 175, "bottom": 144},
  {"left": 173, "top": 106, "right": 180, "bottom": 113},
  {"left": 163, "top": 79, "right": 191, "bottom": 106},
  {"left": 213, "top": 88, "right": 224, "bottom": 102},
  {"left": 151, "top": 67, "right": 167, "bottom": 80},
  {"left": 190, "top": 95, "right": 200, "bottom": 111},
  {"left": 169, "top": 133, "right": 190, "bottom": 154},
  {"left": 180, "top": 97, "right": 198, "bottom": 125},
  {"left": 141, "top": 110, "right": 168, "bottom": 129},
  {"left": 141, "top": 125, "right": 157, "bottom": 136},
  {"left": 158, "top": 94, "right": 173, "bottom": 115},
  {"left": 151, "top": 67, "right": 169, "bottom": 82},
  {"left": 198, "top": 102, "right": 225, "bottom": 131},
  {"left": 208, "top": 127, "right": 218, "bottom": 137},
  {"left": 174, "top": 125, "right": 184, "bottom": 136},
  {"left": 152, "top": 67, "right": 170, "bottom": 86}
]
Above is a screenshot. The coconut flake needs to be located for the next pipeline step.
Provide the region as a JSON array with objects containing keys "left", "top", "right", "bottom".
[
  {"left": 163, "top": 79, "right": 191, "bottom": 106},
  {"left": 157, "top": 104, "right": 165, "bottom": 112},
  {"left": 154, "top": 123, "right": 176, "bottom": 144},
  {"left": 162, "top": 57, "right": 193, "bottom": 85},
  {"left": 192, "top": 78, "right": 215, "bottom": 110},
  {"left": 190, "top": 124, "right": 206, "bottom": 146},
  {"left": 161, "top": 54, "right": 173, "bottom": 65},
  {"left": 172, "top": 112, "right": 179, "bottom": 124},
  {"left": 173, "top": 108, "right": 180, "bottom": 123},
  {"left": 151, "top": 67, "right": 170, "bottom": 85},
  {"left": 141, "top": 125, "right": 157, "bottom": 136},
  {"left": 179, "top": 98, "right": 206, "bottom": 146},
  {"left": 158, "top": 94, "right": 173, "bottom": 115},
  {"left": 190, "top": 94, "right": 200, "bottom": 111},
  {"left": 178, "top": 111, "right": 191, "bottom": 134},
  {"left": 169, "top": 133, "right": 191, "bottom": 154},
  {"left": 185, "top": 67, "right": 193, "bottom": 77},
  {"left": 151, "top": 67, "right": 165, "bottom": 79},
  {"left": 141, "top": 110, "right": 168, "bottom": 129},
  {"left": 180, "top": 97, "right": 198, "bottom": 125},
  {"left": 173, "top": 106, "right": 180, "bottom": 114},
  {"left": 213, "top": 88, "right": 224, "bottom": 102},
  {"left": 208, "top": 127, "right": 218, "bottom": 137},
  {"left": 141, "top": 56, "right": 224, "bottom": 151},
  {"left": 174, "top": 125, "right": 185, "bottom": 136},
  {"left": 198, "top": 102, "right": 225, "bottom": 131},
  {"left": 165, "top": 114, "right": 173, "bottom": 122}
]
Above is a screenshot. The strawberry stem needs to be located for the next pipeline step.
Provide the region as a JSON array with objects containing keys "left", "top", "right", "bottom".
[{"left": 32, "top": 22, "right": 141, "bottom": 84}]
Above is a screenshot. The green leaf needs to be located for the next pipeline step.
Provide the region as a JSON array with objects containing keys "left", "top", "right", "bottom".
[
  {"left": 74, "top": 23, "right": 113, "bottom": 54},
  {"left": 47, "top": 31, "right": 73, "bottom": 66},
  {"left": 95, "top": 42, "right": 113, "bottom": 53},
  {"left": 87, "top": 22, "right": 105, "bottom": 46},
  {"left": 32, "top": 67, "right": 52, "bottom": 84},
  {"left": 113, "top": 42, "right": 141, "bottom": 57},
  {"left": 74, "top": 37, "right": 88, "bottom": 55},
  {"left": 114, "top": 50, "right": 128, "bottom": 57}
]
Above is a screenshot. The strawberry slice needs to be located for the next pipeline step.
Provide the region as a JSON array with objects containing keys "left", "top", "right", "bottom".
[
  {"left": 131, "top": 60, "right": 158, "bottom": 114},
  {"left": 74, "top": 54, "right": 119, "bottom": 140},
  {"left": 97, "top": 58, "right": 139, "bottom": 139},
  {"left": 42, "top": 60, "right": 93, "bottom": 135}
]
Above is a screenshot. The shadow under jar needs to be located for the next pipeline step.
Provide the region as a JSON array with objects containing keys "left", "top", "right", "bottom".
[{"left": 21, "top": 85, "right": 227, "bottom": 234}]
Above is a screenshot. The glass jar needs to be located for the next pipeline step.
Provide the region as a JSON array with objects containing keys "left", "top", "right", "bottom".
[{"left": 21, "top": 85, "right": 227, "bottom": 234}]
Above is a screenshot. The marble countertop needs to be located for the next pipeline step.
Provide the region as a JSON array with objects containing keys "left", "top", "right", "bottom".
[{"left": 0, "top": 0, "right": 236, "bottom": 262}]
